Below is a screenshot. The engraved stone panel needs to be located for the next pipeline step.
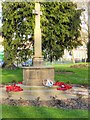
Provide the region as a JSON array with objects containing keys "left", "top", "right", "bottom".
[{"left": 23, "top": 67, "right": 54, "bottom": 86}]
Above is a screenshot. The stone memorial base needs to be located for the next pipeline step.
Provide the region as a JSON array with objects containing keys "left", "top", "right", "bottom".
[
  {"left": 33, "top": 57, "right": 44, "bottom": 67},
  {"left": 22, "top": 66, "right": 54, "bottom": 86}
]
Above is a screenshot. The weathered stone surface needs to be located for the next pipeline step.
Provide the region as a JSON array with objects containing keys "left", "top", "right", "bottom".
[
  {"left": 22, "top": 3, "right": 55, "bottom": 85},
  {"left": 33, "top": 57, "right": 44, "bottom": 67},
  {"left": 23, "top": 66, "right": 54, "bottom": 86},
  {"left": 33, "top": 2, "right": 43, "bottom": 67}
]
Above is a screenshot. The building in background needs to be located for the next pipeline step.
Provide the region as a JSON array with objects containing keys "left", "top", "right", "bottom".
[{"left": 62, "top": 0, "right": 88, "bottom": 63}]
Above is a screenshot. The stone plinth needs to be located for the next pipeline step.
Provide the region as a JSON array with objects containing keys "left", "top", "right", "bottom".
[
  {"left": 33, "top": 57, "right": 44, "bottom": 67},
  {"left": 23, "top": 66, "right": 54, "bottom": 86}
]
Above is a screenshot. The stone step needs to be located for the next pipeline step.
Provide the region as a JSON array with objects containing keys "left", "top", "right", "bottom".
[
  {"left": 11, "top": 89, "right": 88, "bottom": 96},
  {"left": 17, "top": 85, "right": 58, "bottom": 90},
  {"left": 0, "top": 85, "right": 88, "bottom": 101},
  {"left": 17, "top": 85, "right": 88, "bottom": 92}
]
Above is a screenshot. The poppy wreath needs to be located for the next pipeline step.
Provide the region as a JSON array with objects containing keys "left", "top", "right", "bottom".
[
  {"left": 53, "top": 81, "right": 72, "bottom": 91},
  {"left": 6, "top": 83, "right": 23, "bottom": 92}
]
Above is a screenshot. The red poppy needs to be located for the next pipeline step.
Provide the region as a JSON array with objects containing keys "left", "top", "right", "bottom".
[
  {"left": 54, "top": 81, "right": 72, "bottom": 91},
  {"left": 6, "top": 84, "right": 23, "bottom": 92},
  {"left": 18, "top": 82, "right": 23, "bottom": 84}
]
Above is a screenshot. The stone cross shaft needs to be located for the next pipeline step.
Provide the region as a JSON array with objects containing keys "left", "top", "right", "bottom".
[
  {"left": 34, "top": 2, "right": 42, "bottom": 57},
  {"left": 23, "top": 2, "right": 55, "bottom": 86},
  {"left": 33, "top": 2, "right": 43, "bottom": 66}
]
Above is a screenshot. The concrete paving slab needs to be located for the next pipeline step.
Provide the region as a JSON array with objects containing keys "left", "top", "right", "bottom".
[{"left": 0, "top": 85, "right": 88, "bottom": 101}]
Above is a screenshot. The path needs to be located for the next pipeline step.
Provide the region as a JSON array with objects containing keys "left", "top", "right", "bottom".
[{"left": 0, "top": 84, "right": 88, "bottom": 101}]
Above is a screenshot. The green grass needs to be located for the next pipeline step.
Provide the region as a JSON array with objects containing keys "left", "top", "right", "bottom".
[
  {"left": 54, "top": 63, "right": 89, "bottom": 85},
  {"left": 2, "top": 105, "right": 88, "bottom": 118},
  {"left": 1, "top": 64, "right": 89, "bottom": 119},
  {"left": 0, "top": 68, "right": 23, "bottom": 84},
  {"left": 0, "top": 63, "right": 89, "bottom": 85}
]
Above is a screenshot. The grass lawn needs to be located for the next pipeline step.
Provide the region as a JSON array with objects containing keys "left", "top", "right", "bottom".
[
  {"left": 2, "top": 105, "right": 88, "bottom": 118},
  {"left": 54, "top": 63, "right": 89, "bottom": 85},
  {"left": 1, "top": 63, "right": 89, "bottom": 119},
  {"left": 0, "top": 68, "right": 23, "bottom": 84},
  {"left": 0, "top": 63, "right": 89, "bottom": 85}
]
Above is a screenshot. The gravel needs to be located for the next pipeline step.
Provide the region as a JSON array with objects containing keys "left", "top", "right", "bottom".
[{"left": 1, "top": 97, "right": 89, "bottom": 110}]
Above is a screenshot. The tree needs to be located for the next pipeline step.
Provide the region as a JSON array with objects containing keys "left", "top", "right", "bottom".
[
  {"left": 2, "top": 2, "right": 34, "bottom": 68},
  {"left": 41, "top": 2, "right": 82, "bottom": 62},
  {"left": 87, "top": 1, "right": 90, "bottom": 62},
  {"left": 2, "top": 1, "right": 82, "bottom": 67}
]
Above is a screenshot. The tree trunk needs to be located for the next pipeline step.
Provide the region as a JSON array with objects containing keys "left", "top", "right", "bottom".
[
  {"left": 72, "top": 49, "right": 75, "bottom": 63},
  {"left": 87, "top": 40, "right": 90, "bottom": 62},
  {"left": 3, "top": 51, "right": 16, "bottom": 69},
  {"left": 50, "top": 56, "right": 53, "bottom": 63}
]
